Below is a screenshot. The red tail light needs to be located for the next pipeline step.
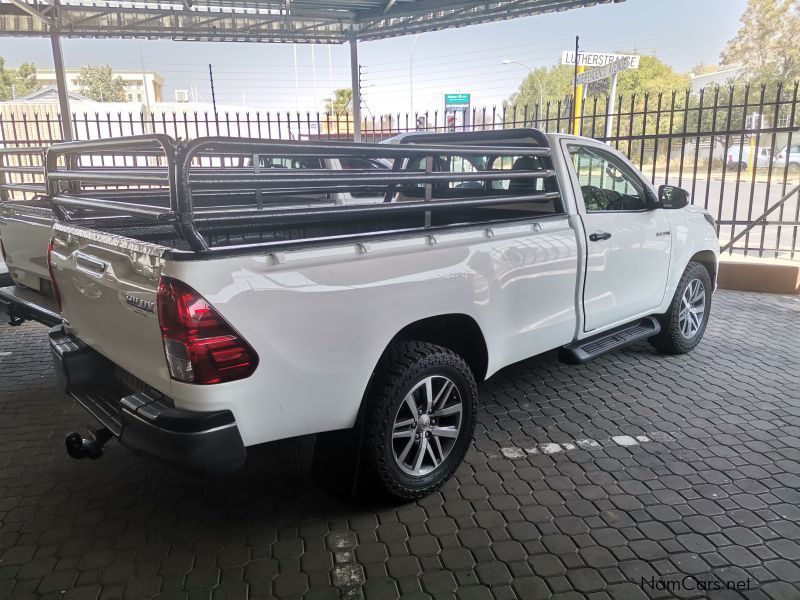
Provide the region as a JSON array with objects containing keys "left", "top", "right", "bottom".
[
  {"left": 47, "top": 242, "right": 63, "bottom": 311},
  {"left": 157, "top": 277, "right": 258, "bottom": 385}
]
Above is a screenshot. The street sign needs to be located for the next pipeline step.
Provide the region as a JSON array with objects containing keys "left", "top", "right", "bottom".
[
  {"left": 575, "top": 57, "right": 636, "bottom": 85},
  {"left": 444, "top": 93, "right": 471, "bottom": 109},
  {"left": 561, "top": 51, "right": 640, "bottom": 69}
]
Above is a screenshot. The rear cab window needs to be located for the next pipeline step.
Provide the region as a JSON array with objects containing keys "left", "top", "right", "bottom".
[{"left": 397, "top": 152, "right": 562, "bottom": 225}]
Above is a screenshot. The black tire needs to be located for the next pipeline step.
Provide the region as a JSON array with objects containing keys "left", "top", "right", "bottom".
[
  {"left": 788, "top": 162, "right": 800, "bottom": 178},
  {"left": 362, "top": 341, "right": 477, "bottom": 501},
  {"left": 649, "top": 261, "right": 712, "bottom": 354}
]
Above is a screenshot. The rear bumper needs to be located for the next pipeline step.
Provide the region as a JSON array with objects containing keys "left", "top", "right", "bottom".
[
  {"left": 0, "top": 285, "right": 61, "bottom": 327},
  {"left": 49, "top": 325, "right": 247, "bottom": 475}
]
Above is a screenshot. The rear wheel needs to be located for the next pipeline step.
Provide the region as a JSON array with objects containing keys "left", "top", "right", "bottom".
[
  {"left": 649, "top": 261, "right": 712, "bottom": 354},
  {"left": 362, "top": 341, "right": 477, "bottom": 501},
  {"left": 788, "top": 162, "right": 800, "bottom": 179}
]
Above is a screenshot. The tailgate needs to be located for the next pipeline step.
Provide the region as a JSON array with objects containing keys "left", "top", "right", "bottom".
[
  {"left": 0, "top": 201, "right": 54, "bottom": 291},
  {"left": 49, "top": 223, "right": 172, "bottom": 394}
]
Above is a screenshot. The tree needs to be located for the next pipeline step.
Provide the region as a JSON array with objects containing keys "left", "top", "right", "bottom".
[
  {"left": 507, "top": 55, "right": 690, "bottom": 113},
  {"left": 0, "top": 57, "right": 40, "bottom": 100},
  {"left": 506, "top": 64, "right": 575, "bottom": 113},
  {"left": 76, "top": 65, "right": 127, "bottom": 102},
  {"left": 612, "top": 56, "right": 691, "bottom": 98},
  {"left": 721, "top": 0, "right": 800, "bottom": 83},
  {"left": 691, "top": 63, "right": 722, "bottom": 76},
  {"left": 324, "top": 88, "right": 353, "bottom": 114}
]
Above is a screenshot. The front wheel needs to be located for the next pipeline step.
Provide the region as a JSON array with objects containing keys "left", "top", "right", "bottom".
[
  {"left": 362, "top": 341, "right": 477, "bottom": 501},
  {"left": 649, "top": 261, "right": 712, "bottom": 354}
]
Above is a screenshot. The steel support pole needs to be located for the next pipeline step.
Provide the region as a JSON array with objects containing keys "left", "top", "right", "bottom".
[
  {"left": 50, "top": 30, "right": 74, "bottom": 142},
  {"left": 350, "top": 38, "right": 362, "bottom": 142}
]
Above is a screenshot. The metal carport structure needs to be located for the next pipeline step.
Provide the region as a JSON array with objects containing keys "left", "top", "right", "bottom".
[{"left": 0, "top": 0, "right": 622, "bottom": 141}]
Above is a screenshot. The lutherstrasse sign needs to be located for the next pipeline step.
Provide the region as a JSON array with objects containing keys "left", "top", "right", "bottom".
[{"left": 561, "top": 51, "right": 641, "bottom": 69}]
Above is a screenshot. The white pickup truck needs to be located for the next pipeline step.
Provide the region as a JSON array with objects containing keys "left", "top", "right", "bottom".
[{"left": 42, "top": 130, "right": 717, "bottom": 500}]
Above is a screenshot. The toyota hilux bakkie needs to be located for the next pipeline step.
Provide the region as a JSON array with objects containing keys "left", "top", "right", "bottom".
[{"left": 41, "top": 130, "right": 717, "bottom": 499}]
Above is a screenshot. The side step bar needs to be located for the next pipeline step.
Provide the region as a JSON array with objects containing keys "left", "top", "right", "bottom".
[
  {"left": 0, "top": 285, "right": 61, "bottom": 327},
  {"left": 559, "top": 317, "right": 661, "bottom": 365}
]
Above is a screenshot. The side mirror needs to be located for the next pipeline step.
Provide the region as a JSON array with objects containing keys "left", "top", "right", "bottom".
[
  {"left": 658, "top": 185, "right": 690, "bottom": 209},
  {"left": 605, "top": 165, "right": 625, "bottom": 183}
]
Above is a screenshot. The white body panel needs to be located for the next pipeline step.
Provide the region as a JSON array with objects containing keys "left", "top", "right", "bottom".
[
  {"left": 49, "top": 133, "right": 720, "bottom": 448},
  {"left": 556, "top": 136, "right": 672, "bottom": 332},
  {"left": 0, "top": 202, "right": 54, "bottom": 290},
  {"left": 52, "top": 220, "right": 579, "bottom": 446},
  {"left": 579, "top": 209, "right": 671, "bottom": 331}
]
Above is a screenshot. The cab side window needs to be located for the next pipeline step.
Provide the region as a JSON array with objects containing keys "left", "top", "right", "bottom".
[{"left": 568, "top": 146, "right": 647, "bottom": 212}]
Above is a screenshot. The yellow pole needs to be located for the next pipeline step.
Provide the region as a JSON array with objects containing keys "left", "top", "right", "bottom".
[
  {"left": 573, "top": 65, "right": 585, "bottom": 135},
  {"left": 748, "top": 136, "right": 756, "bottom": 172}
]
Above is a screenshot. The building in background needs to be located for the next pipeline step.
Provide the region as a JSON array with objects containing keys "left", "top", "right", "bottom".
[
  {"left": 689, "top": 66, "right": 743, "bottom": 93},
  {"left": 35, "top": 70, "right": 164, "bottom": 105},
  {"left": 17, "top": 86, "right": 89, "bottom": 103}
]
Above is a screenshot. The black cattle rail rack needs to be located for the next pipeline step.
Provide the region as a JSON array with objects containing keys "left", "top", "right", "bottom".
[{"left": 44, "top": 131, "right": 562, "bottom": 254}]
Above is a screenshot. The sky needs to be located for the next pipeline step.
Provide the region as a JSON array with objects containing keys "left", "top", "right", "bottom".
[{"left": 0, "top": 0, "right": 747, "bottom": 115}]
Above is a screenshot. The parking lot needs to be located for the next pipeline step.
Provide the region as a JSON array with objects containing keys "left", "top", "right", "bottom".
[{"left": 0, "top": 289, "right": 798, "bottom": 600}]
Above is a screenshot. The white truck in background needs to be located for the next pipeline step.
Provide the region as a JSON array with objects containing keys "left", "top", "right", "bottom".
[
  {"left": 15, "top": 130, "right": 719, "bottom": 500},
  {"left": 0, "top": 147, "right": 388, "bottom": 326},
  {"left": 0, "top": 146, "right": 61, "bottom": 326}
]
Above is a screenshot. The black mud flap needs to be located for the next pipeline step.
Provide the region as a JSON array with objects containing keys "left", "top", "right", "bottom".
[{"left": 312, "top": 425, "right": 365, "bottom": 500}]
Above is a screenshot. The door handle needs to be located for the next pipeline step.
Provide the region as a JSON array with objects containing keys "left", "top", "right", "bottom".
[
  {"left": 589, "top": 232, "right": 612, "bottom": 242},
  {"left": 74, "top": 252, "right": 108, "bottom": 275}
]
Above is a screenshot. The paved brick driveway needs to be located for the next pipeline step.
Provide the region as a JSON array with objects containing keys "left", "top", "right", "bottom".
[{"left": 0, "top": 290, "right": 799, "bottom": 600}]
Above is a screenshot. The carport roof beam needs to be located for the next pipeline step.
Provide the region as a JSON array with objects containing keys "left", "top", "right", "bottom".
[{"left": 0, "top": 0, "right": 624, "bottom": 43}]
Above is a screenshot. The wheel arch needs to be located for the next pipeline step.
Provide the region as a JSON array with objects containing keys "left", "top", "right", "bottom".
[
  {"left": 690, "top": 250, "right": 718, "bottom": 287},
  {"left": 382, "top": 314, "right": 489, "bottom": 383}
]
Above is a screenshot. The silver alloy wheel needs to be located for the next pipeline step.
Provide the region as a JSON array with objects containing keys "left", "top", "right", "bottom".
[
  {"left": 678, "top": 278, "right": 706, "bottom": 339},
  {"left": 391, "top": 375, "right": 463, "bottom": 477}
]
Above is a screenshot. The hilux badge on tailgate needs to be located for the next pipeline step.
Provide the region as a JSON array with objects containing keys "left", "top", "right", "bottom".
[{"left": 125, "top": 293, "right": 155, "bottom": 313}]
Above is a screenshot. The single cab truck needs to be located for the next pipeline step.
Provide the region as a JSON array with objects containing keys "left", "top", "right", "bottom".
[{"left": 45, "top": 130, "right": 718, "bottom": 499}]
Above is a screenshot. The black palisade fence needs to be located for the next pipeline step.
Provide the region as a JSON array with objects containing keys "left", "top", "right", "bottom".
[{"left": 1, "top": 82, "right": 798, "bottom": 258}]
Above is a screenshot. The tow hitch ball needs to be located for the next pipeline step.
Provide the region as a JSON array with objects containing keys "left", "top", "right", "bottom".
[{"left": 64, "top": 427, "right": 113, "bottom": 460}]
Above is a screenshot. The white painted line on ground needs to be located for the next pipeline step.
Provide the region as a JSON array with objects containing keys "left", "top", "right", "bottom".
[
  {"left": 500, "top": 447, "right": 527, "bottom": 459},
  {"left": 540, "top": 442, "right": 562, "bottom": 454},
  {"left": 612, "top": 435, "right": 638, "bottom": 446},
  {"left": 499, "top": 430, "right": 676, "bottom": 460},
  {"left": 577, "top": 439, "right": 602, "bottom": 450}
]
